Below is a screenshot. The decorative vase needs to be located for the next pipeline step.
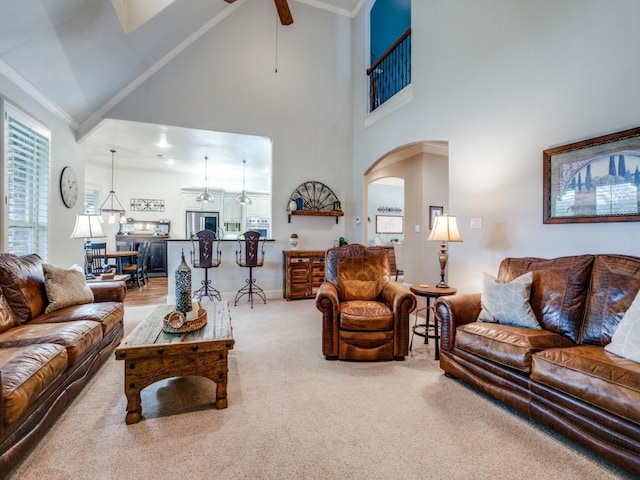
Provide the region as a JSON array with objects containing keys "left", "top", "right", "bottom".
[{"left": 175, "top": 249, "right": 192, "bottom": 314}]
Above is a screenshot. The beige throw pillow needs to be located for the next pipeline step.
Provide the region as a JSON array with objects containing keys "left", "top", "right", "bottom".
[
  {"left": 477, "top": 271, "right": 541, "bottom": 329},
  {"left": 43, "top": 263, "right": 94, "bottom": 313},
  {"left": 605, "top": 289, "right": 640, "bottom": 363}
]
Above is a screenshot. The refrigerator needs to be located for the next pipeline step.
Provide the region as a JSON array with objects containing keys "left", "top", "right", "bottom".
[{"left": 185, "top": 210, "right": 219, "bottom": 238}]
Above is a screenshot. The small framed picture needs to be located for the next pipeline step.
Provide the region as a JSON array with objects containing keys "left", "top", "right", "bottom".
[{"left": 429, "top": 206, "right": 443, "bottom": 230}]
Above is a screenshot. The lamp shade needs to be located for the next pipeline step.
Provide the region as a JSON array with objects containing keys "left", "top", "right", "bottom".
[
  {"left": 70, "top": 214, "right": 106, "bottom": 239},
  {"left": 427, "top": 214, "right": 463, "bottom": 243}
]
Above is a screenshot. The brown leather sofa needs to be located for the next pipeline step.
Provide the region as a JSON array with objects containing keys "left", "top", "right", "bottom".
[
  {"left": 315, "top": 244, "right": 416, "bottom": 361},
  {"left": 0, "top": 253, "right": 125, "bottom": 474},
  {"left": 436, "top": 254, "right": 640, "bottom": 476}
]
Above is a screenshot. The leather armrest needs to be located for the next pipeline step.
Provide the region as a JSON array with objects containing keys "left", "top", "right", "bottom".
[
  {"left": 315, "top": 282, "right": 339, "bottom": 358},
  {"left": 436, "top": 293, "right": 481, "bottom": 353},
  {"left": 89, "top": 281, "right": 127, "bottom": 303}
]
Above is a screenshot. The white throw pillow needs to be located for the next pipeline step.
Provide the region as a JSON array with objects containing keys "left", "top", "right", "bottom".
[
  {"left": 43, "top": 263, "right": 94, "bottom": 313},
  {"left": 605, "top": 290, "right": 640, "bottom": 363},
  {"left": 477, "top": 271, "right": 541, "bottom": 329}
]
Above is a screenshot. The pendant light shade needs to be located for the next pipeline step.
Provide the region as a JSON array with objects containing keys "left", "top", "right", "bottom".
[
  {"left": 236, "top": 159, "right": 252, "bottom": 205},
  {"left": 99, "top": 149, "right": 126, "bottom": 222},
  {"left": 196, "top": 156, "right": 214, "bottom": 203}
]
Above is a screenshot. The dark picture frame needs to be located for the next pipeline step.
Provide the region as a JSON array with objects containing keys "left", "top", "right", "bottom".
[
  {"left": 429, "top": 206, "right": 443, "bottom": 230},
  {"left": 543, "top": 126, "right": 640, "bottom": 224},
  {"left": 375, "top": 215, "right": 403, "bottom": 234}
]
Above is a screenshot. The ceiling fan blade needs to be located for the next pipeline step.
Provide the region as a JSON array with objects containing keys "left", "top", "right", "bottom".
[{"left": 274, "top": 0, "right": 293, "bottom": 25}]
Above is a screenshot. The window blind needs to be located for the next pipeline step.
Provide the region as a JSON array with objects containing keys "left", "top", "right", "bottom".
[
  {"left": 3, "top": 104, "right": 50, "bottom": 258},
  {"left": 84, "top": 188, "right": 100, "bottom": 214}
]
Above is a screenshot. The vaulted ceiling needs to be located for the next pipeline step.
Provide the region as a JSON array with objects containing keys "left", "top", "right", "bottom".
[
  {"left": 0, "top": 0, "right": 362, "bottom": 129},
  {"left": 0, "top": 0, "right": 363, "bottom": 177}
]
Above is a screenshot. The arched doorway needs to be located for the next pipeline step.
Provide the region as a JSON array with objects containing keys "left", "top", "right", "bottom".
[{"left": 364, "top": 141, "right": 449, "bottom": 285}]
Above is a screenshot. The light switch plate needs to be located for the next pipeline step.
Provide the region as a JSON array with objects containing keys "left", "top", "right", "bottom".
[
  {"left": 414, "top": 225, "right": 420, "bottom": 233},
  {"left": 470, "top": 217, "right": 483, "bottom": 229}
]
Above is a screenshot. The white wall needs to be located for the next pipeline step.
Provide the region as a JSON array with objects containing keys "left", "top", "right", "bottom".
[
  {"left": 352, "top": 0, "right": 640, "bottom": 293},
  {"left": 103, "top": 0, "right": 353, "bottom": 255},
  {"left": 0, "top": 77, "right": 85, "bottom": 267}
]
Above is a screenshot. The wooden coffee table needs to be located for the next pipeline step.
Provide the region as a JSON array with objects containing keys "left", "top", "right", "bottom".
[{"left": 115, "top": 302, "right": 234, "bottom": 424}]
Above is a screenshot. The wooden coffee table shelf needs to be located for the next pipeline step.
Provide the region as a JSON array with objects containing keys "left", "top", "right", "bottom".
[{"left": 115, "top": 302, "right": 234, "bottom": 424}]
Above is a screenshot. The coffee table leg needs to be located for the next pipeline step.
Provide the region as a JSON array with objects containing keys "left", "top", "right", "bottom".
[
  {"left": 124, "top": 366, "right": 143, "bottom": 424},
  {"left": 214, "top": 370, "right": 228, "bottom": 409}
]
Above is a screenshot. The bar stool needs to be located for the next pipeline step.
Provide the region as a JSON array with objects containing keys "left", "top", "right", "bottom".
[
  {"left": 409, "top": 284, "right": 457, "bottom": 360},
  {"left": 234, "top": 231, "right": 266, "bottom": 308},
  {"left": 191, "top": 230, "right": 222, "bottom": 302}
]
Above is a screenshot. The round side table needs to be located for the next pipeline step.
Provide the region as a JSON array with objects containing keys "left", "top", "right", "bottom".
[{"left": 409, "top": 284, "right": 457, "bottom": 360}]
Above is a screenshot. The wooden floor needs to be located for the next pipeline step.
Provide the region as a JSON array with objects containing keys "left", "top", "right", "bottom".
[{"left": 124, "top": 277, "right": 168, "bottom": 306}]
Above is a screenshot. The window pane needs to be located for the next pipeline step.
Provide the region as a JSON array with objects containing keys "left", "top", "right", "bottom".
[{"left": 4, "top": 103, "right": 50, "bottom": 258}]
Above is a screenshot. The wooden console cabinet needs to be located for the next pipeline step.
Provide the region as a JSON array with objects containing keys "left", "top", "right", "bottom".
[{"left": 282, "top": 250, "right": 326, "bottom": 301}]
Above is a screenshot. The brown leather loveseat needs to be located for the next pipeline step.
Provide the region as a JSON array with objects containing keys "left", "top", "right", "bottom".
[
  {"left": 0, "top": 253, "right": 125, "bottom": 474},
  {"left": 436, "top": 254, "right": 640, "bottom": 476}
]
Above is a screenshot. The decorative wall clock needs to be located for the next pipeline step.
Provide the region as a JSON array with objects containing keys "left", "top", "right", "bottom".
[{"left": 59, "top": 166, "right": 79, "bottom": 208}]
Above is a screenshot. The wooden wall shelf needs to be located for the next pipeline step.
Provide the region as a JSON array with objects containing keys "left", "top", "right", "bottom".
[
  {"left": 288, "top": 210, "right": 344, "bottom": 223},
  {"left": 286, "top": 181, "right": 343, "bottom": 224}
]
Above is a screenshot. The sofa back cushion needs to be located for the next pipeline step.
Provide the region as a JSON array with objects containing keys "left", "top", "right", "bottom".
[
  {"left": 325, "top": 244, "right": 390, "bottom": 301},
  {"left": 497, "top": 255, "right": 594, "bottom": 343},
  {"left": 0, "top": 253, "right": 47, "bottom": 323},
  {"left": 581, "top": 254, "right": 640, "bottom": 346},
  {"left": 0, "top": 293, "right": 17, "bottom": 333}
]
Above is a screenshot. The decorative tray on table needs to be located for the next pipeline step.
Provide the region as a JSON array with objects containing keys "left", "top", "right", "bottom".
[{"left": 162, "top": 308, "right": 207, "bottom": 333}]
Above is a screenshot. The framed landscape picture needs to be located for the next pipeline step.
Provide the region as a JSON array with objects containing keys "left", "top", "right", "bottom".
[{"left": 543, "top": 126, "right": 640, "bottom": 224}]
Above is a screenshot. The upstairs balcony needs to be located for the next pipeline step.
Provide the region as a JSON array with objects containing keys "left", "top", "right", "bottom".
[{"left": 367, "top": 28, "right": 411, "bottom": 113}]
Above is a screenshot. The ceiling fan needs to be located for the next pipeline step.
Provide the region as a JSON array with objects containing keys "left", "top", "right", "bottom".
[{"left": 225, "top": 0, "right": 293, "bottom": 25}]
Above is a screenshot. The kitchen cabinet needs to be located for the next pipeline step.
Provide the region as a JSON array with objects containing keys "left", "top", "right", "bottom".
[
  {"left": 282, "top": 250, "right": 326, "bottom": 301},
  {"left": 246, "top": 194, "right": 271, "bottom": 218},
  {"left": 149, "top": 241, "right": 167, "bottom": 274},
  {"left": 223, "top": 194, "right": 242, "bottom": 223},
  {"left": 116, "top": 235, "right": 168, "bottom": 277}
]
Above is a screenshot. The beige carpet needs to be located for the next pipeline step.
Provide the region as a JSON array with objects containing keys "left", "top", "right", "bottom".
[{"left": 8, "top": 298, "right": 631, "bottom": 479}]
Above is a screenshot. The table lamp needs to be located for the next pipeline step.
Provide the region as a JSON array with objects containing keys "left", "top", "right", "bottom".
[
  {"left": 70, "top": 214, "right": 106, "bottom": 277},
  {"left": 427, "top": 213, "right": 463, "bottom": 288}
]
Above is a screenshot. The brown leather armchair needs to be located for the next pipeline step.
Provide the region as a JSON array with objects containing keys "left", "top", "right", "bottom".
[{"left": 315, "top": 244, "right": 416, "bottom": 361}]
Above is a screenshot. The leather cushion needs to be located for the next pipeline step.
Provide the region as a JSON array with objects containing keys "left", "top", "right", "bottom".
[
  {"left": 0, "top": 344, "right": 68, "bottom": 424},
  {"left": 325, "top": 245, "right": 390, "bottom": 301},
  {"left": 581, "top": 254, "right": 640, "bottom": 346},
  {"left": 0, "top": 293, "right": 17, "bottom": 334},
  {"left": 532, "top": 345, "right": 640, "bottom": 424},
  {"left": 0, "top": 253, "right": 46, "bottom": 323},
  {"left": 0, "top": 320, "right": 103, "bottom": 366},
  {"left": 455, "top": 322, "right": 575, "bottom": 373},
  {"left": 340, "top": 300, "right": 393, "bottom": 331},
  {"left": 497, "top": 255, "right": 594, "bottom": 343},
  {"left": 30, "top": 301, "right": 124, "bottom": 336}
]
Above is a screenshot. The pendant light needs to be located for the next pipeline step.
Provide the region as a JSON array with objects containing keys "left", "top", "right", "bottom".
[
  {"left": 196, "top": 156, "right": 214, "bottom": 203},
  {"left": 99, "top": 149, "right": 126, "bottom": 224},
  {"left": 236, "top": 159, "right": 252, "bottom": 205}
]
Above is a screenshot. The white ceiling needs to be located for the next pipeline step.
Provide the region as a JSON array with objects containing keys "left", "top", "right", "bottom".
[
  {"left": 1, "top": 0, "right": 363, "bottom": 186},
  {"left": 83, "top": 119, "right": 272, "bottom": 186}
]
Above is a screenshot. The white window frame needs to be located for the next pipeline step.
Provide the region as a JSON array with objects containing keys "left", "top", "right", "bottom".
[{"left": 1, "top": 100, "right": 51, "bottom": 258}]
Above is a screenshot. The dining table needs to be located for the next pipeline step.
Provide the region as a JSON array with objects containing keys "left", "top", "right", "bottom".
[{"left": 102, "top": 250, "right": 138, "bottom": 275}]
